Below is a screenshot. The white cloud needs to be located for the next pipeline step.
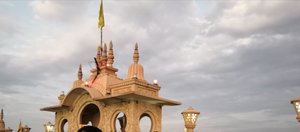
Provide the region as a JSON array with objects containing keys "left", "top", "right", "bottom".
[{"left": 30, "top": 0, "right": 89, "bottom": 22}]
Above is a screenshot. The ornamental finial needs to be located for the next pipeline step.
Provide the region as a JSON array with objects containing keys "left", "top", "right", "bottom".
[
  {"left": 96, "top": 44, "right": 102, "bottom": 67},
  {"left": 133, "top": 43, "right": 139, "bottom": 64},
  {"left": 102, "top": 43, "right": 108, "bottom": 66},
  {"left": 78, "top": 64, "right": 82, "bottom": 80}
]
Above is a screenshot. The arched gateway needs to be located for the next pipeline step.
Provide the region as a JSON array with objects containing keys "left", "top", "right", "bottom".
[{"left": 41, "top": 43, "right": 180, "bottom": 132}]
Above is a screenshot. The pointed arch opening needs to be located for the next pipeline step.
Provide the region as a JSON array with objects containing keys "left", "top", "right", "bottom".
[
  {"left": 139, "top": 113, "right": 153, "bottom": 132},
  {"left": 113, "top": 112, "right": 127, "bottom": 132},
  {"left": 60, "top": 119, "right": 68, "bottom": 132},
  {"left": 80, "top": 103, "right": 100, "bottom": 127}
]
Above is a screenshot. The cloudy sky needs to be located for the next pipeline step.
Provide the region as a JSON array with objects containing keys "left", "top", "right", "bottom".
[{"left": 0, "top": 0, "right": 300, "bottom": 131}]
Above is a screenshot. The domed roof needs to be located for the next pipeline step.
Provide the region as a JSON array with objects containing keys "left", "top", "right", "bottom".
[{"left": 128, "top": 63, "right": 144, "bottom": 80}]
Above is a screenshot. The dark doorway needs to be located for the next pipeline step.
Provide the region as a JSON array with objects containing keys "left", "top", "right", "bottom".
[{"left": 80, "top": 104, "right": 100, "bottom": 126}]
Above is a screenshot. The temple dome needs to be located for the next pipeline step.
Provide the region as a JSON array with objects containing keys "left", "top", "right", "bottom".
[
  {"left": 127, "top": 63, "right": 144, "bottom": 80},
  {"left": 127, "top": 43, "right": 144, "bottom": 80}
]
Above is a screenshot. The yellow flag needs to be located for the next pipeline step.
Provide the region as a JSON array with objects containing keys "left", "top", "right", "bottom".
[{"left": 98, "top": 0, "right": 105, "bottom": 29}]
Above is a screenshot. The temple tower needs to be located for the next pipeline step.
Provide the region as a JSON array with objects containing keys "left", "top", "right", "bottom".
[
  {"left": 0, "top": 109, "right": 5, "bottom": 132},
  {"left": 0, "top": 109, "right": 13, "bottom": 132},
  {"left": 41, "top": 42, "right": 180, "bottom": 132}
]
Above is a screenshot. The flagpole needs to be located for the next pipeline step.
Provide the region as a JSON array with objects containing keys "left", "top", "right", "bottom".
[
  {"left": 99, "top": 0, "right": 104, "bottom": 55},
  {"left": 100, "top": 27, "right": 103, "bottom": 55}
]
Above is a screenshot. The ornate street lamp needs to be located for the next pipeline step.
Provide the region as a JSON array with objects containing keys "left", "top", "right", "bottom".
[
  {"left": 181, "top": 106, "right": 200, "bottom": 132},
  {"left": 44, "top": 121, "right": 54, "bottom": 132},
  {"left": 291, "top": 97, "right": 300, "bottom": 122}
]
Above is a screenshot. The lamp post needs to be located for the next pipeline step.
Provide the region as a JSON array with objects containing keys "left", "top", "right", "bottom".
[
  {"left": 291, "top": 97, "right": 300, "bottom": 122},
  {"left": 44, "top": 121, "right": 54, "bottom": 132},
  {"left": 181, "top": 106, "right": 200, "bottom": 132}
]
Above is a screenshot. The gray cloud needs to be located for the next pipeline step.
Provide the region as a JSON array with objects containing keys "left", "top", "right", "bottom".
[
  {"left": 0, "top": 16, "right": 18, "bottom": 39},
  {"left": 1, "top": 0, "right": 300, "bottom": 132},
  {"left": 206, "top": 0, "right": 300, "bottom": 37}
]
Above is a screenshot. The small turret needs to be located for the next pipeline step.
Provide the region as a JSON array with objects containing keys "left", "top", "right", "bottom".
[
  {"left": 107, "top": 41, "right": 114, "bottom": 67},
  {"left": 96, "top": 44, "right": 102, "bottom": 68},
  {"left": 72, "top": 64, "right": 84, "bottom": 88}
]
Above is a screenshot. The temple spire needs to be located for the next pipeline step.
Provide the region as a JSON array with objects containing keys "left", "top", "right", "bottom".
[
  {"left": 108, "top": 41, "right": 114, "bottom": 67},
  {"left": 78, "top": 64, "right": 82, "bottom": 81},
  {"left": 101, "top": 43, "right": 108, "bottom": 67},
  {"left": 133, "top": 43, "right": 139, "bottom": 64}
]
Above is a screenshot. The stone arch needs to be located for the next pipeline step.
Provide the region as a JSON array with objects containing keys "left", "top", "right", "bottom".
[
  {"left": 139, "top": 111, "right": 156, "bottom": 132},
  {"left": 59, "top": 118, "right": 68, "bottom": 132},
  {"left": 68, "top": 88, "right": 104, "bottom": 131},
  {"left": 111, "top": 110, "right": 127, "bottom": 132},
  {"left": 61, "top": 87, "right": 103, "bottom": 106},
  {"left": 79, "top": 103, "right": 101, "bottom": 127}
]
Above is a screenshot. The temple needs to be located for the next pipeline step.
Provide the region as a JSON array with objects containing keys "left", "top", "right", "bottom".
[
  {"left": 0, "top": 109, "right": 31, "bottom": 132},
  {"left": 41, "top": 42, "right": 181, "bottom": 132}
]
